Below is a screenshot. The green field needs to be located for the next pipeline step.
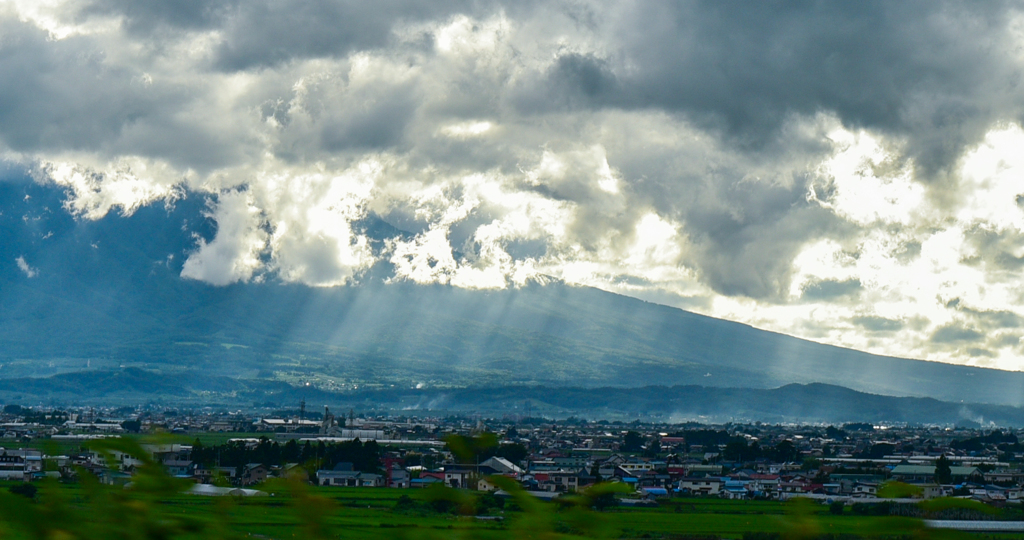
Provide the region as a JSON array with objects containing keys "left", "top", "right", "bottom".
[{"left": 2, "top": 479, "right": 1011, "bottom": 540}]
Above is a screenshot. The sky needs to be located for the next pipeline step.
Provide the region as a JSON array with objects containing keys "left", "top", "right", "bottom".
[{"left": 3, "top": 1, "right": 1024, "bottom": 370}]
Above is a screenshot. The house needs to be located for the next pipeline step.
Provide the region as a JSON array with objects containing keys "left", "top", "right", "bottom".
[
  {"left": 553, "top": 455, "right": 589, "bottom": 469},
  {"left": 0, "top": 448, "right": 41, "bottom": 481},
  {"left": 916, "top": 483, "right": 942, "bottom": 499},
  {"left": 481, "top": 456, "right": 524, "bottom": 475},
  {"left": 162, "top": 460, "right": 193, "bottom": 477},
  {"left": 316, "top": 469, "right": 362, "bottom": 486},
  {"left": 240, "top": 464, "right": 268, "bottom": 486},
  {"left": 832, "top": 474, "right": 885, "bottom": 494},
  {"left": 411, "top": 477, "right": 442, "bottom": 488},
  {"left": 984, "top": 471, "right": 1024, "bottom": 485},
  {"left": 678, "top": 477, "right": 723, "bottom": 496},
  {"left": 685, "top": 464, "right": 722, "bottom": 477},
  {"left": 851, "top": 482, "right": 878, "bottom": 497},
  {"left": 890, "top": 465, "right": 981, "bottom": 484},
  {"left": 388, "top": 468, "right": 411, "bottom": 488},
  {"left": 722, "top": 480, "right": 749, "bottom": 500},
  {"left": 619, "top": 460, "right": 655, "bottom": 474},
  {"left": 547, "top": 470, "right": 581, "bottom": 492},
  {"left": 215, "top": 466, "right": 237, "bottom": 480},
  {"left": 317, "top": 463, "right": 362, "bottom": 486},
  {"left": 358, "top": 473, "right": 384, "bottom": 487},
  {"left": 748, "top": 474, "right": 780, "bottom": 497},
  {"left": 640, "top": 487, "right": 669, "bottom": 499},
  {"left": 778, "top": 481, "right": 809, "bottom": 496},
  {"left": 444, "top": 468, "right": 473, "bottom": 488}
]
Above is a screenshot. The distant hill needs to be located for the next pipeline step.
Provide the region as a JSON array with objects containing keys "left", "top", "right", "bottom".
[
  {"left": 0, "top": 368, "right": 1016, "bottom": 426},
  {"left": 3, "top": 177, "right": 1024, "bottom": 415}
]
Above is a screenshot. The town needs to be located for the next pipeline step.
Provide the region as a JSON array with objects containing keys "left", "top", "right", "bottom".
[{"left": 3, "top": 402, "right": 1022, "bottom": 510}]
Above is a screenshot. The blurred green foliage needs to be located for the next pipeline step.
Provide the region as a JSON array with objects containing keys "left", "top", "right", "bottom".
[{"left": 0, "top": 435, "right": 1013, "bottom": 540}]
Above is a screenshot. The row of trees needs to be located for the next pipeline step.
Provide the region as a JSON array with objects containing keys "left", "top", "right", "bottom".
[
  {"left": 721, "top": 438, "right": 800, "bottom": 463},
  {"left": 190, "top": 437, "right": 383, "bottom": 473}
]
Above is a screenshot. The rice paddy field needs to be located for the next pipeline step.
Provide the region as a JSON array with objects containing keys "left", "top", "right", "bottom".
[{"left": 2, "top": 480, "right": 1018, "bottom": 540}]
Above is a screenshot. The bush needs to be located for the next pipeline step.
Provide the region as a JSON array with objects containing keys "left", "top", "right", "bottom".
[
  {"left": 429, "top": 498, "right": 458, "bottom": 514},
  {"left": 475, "top": 492, "right": 505, "bottom": 514},
  {"left": 8, "top": 483, "right": 37, "bottom": 499},
  {"left": 394, "top": 494, "right": 416, "bottom": 510}
]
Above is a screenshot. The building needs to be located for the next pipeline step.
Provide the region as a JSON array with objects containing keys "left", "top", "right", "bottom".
[
  {"left": 678, "top": 477, "right": 723, "bottom": 496},
  {"left": 0, "top": 448, "right": 42, "bottom": 480},
  {"left": 890, "top": 465, "right": 981, "bottom": 484}
]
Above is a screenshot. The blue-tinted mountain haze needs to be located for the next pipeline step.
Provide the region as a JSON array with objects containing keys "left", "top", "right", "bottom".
[{"left": 3, "top": 180, "right": 1024, "bottom": 420}]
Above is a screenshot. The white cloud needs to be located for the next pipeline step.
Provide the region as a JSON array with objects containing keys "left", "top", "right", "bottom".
[
  {"left": 15, "top": 256, "right": 37, "bottom": 278},
  {"left": 180, "top": 190, "right": 267, "bottom": 286},
  {"left": 6, "top": 2, "right": 1024, "bottom": 370},
  {"left": 39, "top": 159, "right": 183, "bottom": 219}
]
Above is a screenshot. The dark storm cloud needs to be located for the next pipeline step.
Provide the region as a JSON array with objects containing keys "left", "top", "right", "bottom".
[
  {"left": 0, "top": 15, "right": 247, "bottom": 170},
  {"left": 526, "top": 1, "right": 1023, "bottom": 180},
  {"left": 965, "top": 308, "right": 1024, "bottom": 329},
  {"left": 852, "top": 316, "right": 904, "bottom": 332},
  {"left": 657, "top": 155, "right": 844, "bottom": 299},
  {"left": 962, "top": 226, "right": 1024, "bottom": 271},
  {"left": 0, "top": 18, "right": 148, "bottom": 153},
  {"left": 74, "top": 0, "right": 515, "bottom": 70},
  {"left": 513, "top": 53, "right": 619, "bottom": 112},
  {"left": 966, "top": 347, "right": 995, "bottom": 358},
  {"left": 931, "top": 323, "right": 985, "bottom": 343},
  {"left": 76, "top": 0, "right": 240, "bottom": 32},
  {"left": 318, "top": 82, "right": 419, "bottom": 151},
  {"left": 891, "top": 240, "right": 923, "bottom": 264},
  {"left": 945, "top": 297, "right": 1024, "bottom": 329},
  {"left": 211, "top": 0, "right": 489, "bottom": 71},
  {"left": 691, "top": 200, "right": 841, "bottom": 300},
  {"left": 801, "top": 278, "right": 862, "bottom": 300}
]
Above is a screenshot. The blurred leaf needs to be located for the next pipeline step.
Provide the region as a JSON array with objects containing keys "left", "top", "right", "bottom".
[
  {"left": 878, "top": 481, "right": 924, "bottom": 499},
  {"left": 445, "top": 433, "right": 498, "bottom": 463},
  {"left": 780, "top": 498, "right": 822, "bottom": 540},
  {"left": 918, "top": 496, "right": 998, "bottom": 515}
]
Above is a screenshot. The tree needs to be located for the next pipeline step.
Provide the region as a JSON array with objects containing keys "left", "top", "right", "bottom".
[
  {"left": 642, "top": 439, "right": 661, "bottom": 458},
  {"left": 120, "top": 419, "right": 142, "bottom": 433},
  {"left": 495, "top": 443, "right": 528, "bottom": 465},
  {"left": 591, "top": 491, "right": 617, "bottom": 511},
  {"left": 773, "top": 440, "right": 798, "bottom": 463},
  {"left": 282, "top": 439, "right": 300, "bottom": 462},
  {"left": 801, "top": 457, "right": 821, "bottom": 472},
  {"left": 935, "top": 455, "right": 953, "bottom": 484},
  {"left": 825, "top": 426, "right": 847, "bottom": 440},
  {"left": 621, "top": 431, "right": 644, "bottom": 452}
]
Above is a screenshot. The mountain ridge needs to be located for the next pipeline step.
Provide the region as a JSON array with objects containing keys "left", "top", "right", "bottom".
[
  {"left": 3, "top": 179, "right": 1024, "bottom": 413},
  {"left": 0, "top": 368, "right": 1014, "bottom": 426}
]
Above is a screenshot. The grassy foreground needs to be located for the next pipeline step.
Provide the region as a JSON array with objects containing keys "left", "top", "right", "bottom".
[
  {"left": 0, "top": 479, "right": 986, "bottom": 540},
  {"left": 0, "top": 439, "right": 1010, "bottom": 539}
]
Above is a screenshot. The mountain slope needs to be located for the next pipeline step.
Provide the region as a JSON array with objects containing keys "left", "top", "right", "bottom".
[{"left": 2, "top": 179, "right": 1024, "bottom": 408}]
